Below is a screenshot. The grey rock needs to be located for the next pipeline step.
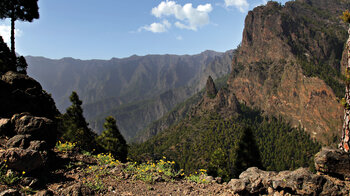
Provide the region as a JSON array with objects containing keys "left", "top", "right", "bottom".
[{"left": 228, "top": 179, "right": 246, "bottom": 193}]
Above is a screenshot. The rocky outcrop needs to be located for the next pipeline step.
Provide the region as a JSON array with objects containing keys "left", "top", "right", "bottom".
[
  {"left": 0, "top": 71, "right": 59, "bottom": 172},
  {"left": 228, "top": 167, "right": 349, "bottom": 195},
  {"left": 191, "top": 83, "right": 240, "bottom": 118},
  {"left": 228, "top": 147, "right": 350, "bottom": 195},
  {"left": 315, "top": 147, "right": 350, "bottom": 180},
  {"left": 205, "top": 76, "right": 217, "bottom": 98},
  {"left": 0, "top": 71, "right": 59, "bottom": 119}
]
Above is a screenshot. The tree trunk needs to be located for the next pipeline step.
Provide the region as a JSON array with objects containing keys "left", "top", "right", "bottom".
[
  {"left": 10, "top": 7, "right": 16, "bottom": 70},
  {"left": 339, "top": 26, "right": 350, "bottom": 152},
  {"left": 11, "top": 17, "right": 15, "bottom": 55}
]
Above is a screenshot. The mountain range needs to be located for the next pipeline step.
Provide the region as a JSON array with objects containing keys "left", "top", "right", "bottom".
[{"left": 26, "top": 50, "right": 233, "bottom": 140}]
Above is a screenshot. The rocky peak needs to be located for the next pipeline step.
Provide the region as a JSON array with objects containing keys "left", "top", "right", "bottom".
[
  {"left": 227, "top": 0, "right": 348, "bottom": 144},
  {"left": 205, "top": 76, "right": 217, "bottom": 99}
]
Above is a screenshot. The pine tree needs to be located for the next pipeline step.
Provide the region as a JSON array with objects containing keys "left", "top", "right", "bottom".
[
  {"left": 0, "top": 0, "right": 39, "bottom": 57},
  {"left": 60, "top": 91, "right": 97, "bottom": 151},
  {"left": 97, "top": 116, "right": 128, "bottom": 162}
]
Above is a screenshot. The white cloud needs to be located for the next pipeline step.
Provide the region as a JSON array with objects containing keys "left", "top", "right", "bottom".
[
  {"left": 151, "top": 1, "right": 213, "bottom": 31},
  {"left": 139, "top": 20, "right": 171, "bottom": 33},
  {"left": 0, "top": 24, "right": 22, "bottom": 45},
  {"left": 225, "top": 0, "right": 249, "bottom": 12}
]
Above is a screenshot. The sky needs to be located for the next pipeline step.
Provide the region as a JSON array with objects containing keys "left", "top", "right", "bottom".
[{"left": 0, "top": 0, "right": 289, "bottom": 60}]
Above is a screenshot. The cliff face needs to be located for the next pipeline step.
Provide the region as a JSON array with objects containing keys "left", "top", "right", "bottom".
[{"left": 226, "top": 0, "right": 349, "bottom": 144}]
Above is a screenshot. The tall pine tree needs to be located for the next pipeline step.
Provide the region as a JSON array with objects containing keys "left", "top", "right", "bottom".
[
  {"left": 97, "top": 116, "right": 128, "bottom": 162},
  {"left": 0, "top": 0, "right": 39, "bottom": 56},
  {"left": 60, "top": 91, "right": 97, "bottom": 151}
]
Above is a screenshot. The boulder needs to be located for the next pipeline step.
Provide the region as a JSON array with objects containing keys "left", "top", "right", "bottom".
[
  {"left": 0, "top": 148, "right": 47, "bottom": 172},
  {"left": 11, "top": 113, "right": 56, "bottom": 148},
  {"left": 271, "top": 168, "right": 325, "bottom": 195},
  {"left": 314, "top": 147, "right": 350, "bottom": 180}
]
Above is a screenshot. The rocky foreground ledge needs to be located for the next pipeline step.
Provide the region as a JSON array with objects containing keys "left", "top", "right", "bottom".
[
  {"left": 228, "top": 148, "right": 350, "bottom": 195},
  {"left": 0, "top": 147, "right": 347, "bottom": 195}
]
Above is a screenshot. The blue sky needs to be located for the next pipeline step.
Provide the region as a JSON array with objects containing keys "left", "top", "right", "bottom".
[{"left": 0, "top": 0, "right": 289, "bottom": 60}]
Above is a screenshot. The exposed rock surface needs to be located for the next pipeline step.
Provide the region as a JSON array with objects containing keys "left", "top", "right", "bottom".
[
  {"left": 315, "top": 147, "right": 350, "bottom": 180},
  {"left": 228, "top": 167, "right": 349, "bottom": 195},
  {"left": 225, "top": 0, "right": 349, "bottom": 144},
  {"left": 0, "top": 71, "right": 59, "bottom": 173},
  {"left": 206, "top": 76, "right": 217, "bottom": 98}
]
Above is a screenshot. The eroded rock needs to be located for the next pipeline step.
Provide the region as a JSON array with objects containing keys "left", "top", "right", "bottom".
[{"left": 315, "top": 147, "right": 350, "bottom": 180}]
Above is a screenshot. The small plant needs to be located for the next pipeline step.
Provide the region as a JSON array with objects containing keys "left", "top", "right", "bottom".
[
  {"left": 122, "top": 157, "right": 181, "bottom": 183},
  {"left": 83, "top": 177, "right": 105, "bottom": 192},
  {"left": 82, "top": 150, "right": 92, "bottom": 156},
  {"left": 0, "top": 160, "right": 23, "bottom": 185},
  {"left": 55, "top": 141, "right": 76, "bottom": 152},
  {"left": 185, "top": 169, "right": 209, "bottom": 184},
  {"left": 95, "top": 153, "right": 121, "bottom": 166}
]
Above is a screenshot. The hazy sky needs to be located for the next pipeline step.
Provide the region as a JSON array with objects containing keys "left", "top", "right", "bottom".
[{"left": 0, "top": 0, "right": 289, "bottom": 60}]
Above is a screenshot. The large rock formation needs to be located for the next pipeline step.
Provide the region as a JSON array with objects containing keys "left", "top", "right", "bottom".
[
  {"left": 225, "top": 0, "right": 349, "bottom": 144},
  {"left": 0, "top": 71, "right": 59, "bottom": 172}
]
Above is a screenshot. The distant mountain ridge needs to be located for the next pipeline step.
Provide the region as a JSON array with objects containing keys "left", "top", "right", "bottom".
[{"left": 26, "top": 50, "right": 233, "bottom": 140}]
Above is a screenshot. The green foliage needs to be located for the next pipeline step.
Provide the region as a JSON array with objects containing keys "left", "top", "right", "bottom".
[
  {"left": 59, "top": 91, "right": 98, "bottom": 151},
  {"left": 95, "top": 153, "right": 121, "bottom": 166},
  {"left": 96, "top": 116, "right": 128, "bottom": 162},
  {"left": 130, "top": 104, "right": 321, "bottom": 181},
  {"left": 121, "top": 158, "right": 181, "bottom": 183},
  {"left": 0, "top": 160, "right": 22, "bottom": 185},
  {"left": 0, "top": 0, "right": 39, "bottom": 22},
  {"left": 0, "top": 35, "right": 28, "bottom": 74},
  {"left": 185, "top": 169, "right": 209, "bottom": 184},
  {"left": 208, "top": 148, "right": 229, "bottom": 181},
  {"left": 55, "top": 141, "right": 76, "bottom": 152}
]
